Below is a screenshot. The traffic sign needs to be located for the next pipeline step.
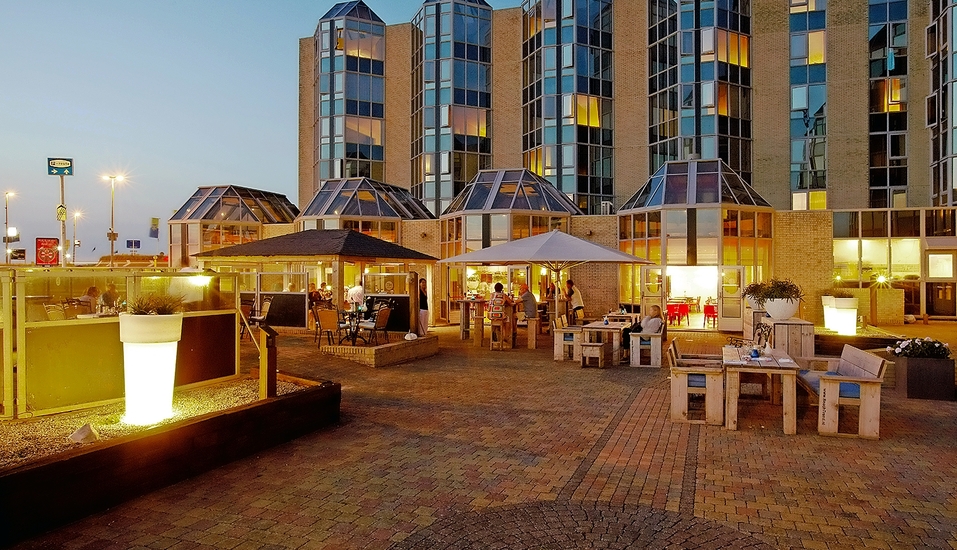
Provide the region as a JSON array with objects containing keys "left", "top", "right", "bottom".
[
  {"left": 10, "top": 249, "right": 26, "bottom": 261},
  {"left": 127, "top": 239, "right": 141, "bottom": 250},
  {"left": 56, "top": 204, "right": 67, "bottom": 221},
  {"left": 47, "top": 158, "right": 74, "bottom": 176}
]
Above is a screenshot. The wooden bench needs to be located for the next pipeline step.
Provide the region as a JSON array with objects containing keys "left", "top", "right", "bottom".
[
  {"left": 667, "top": 345, "right": 724, "bottom": 425},
  {"left": 796, "top": 344, "right": 887, "bottom": 439}
]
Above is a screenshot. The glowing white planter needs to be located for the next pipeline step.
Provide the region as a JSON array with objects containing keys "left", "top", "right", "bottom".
[
  {"left": 831, "top": 297, "right": 859, "bottom": 336},
  {"left": 119, "top": 313, "right": 184, "bottom": 425},
  {"left": 821, "top": 295, "right": 835, "bottom": 331},
  {"left": 764, "top": 298, "right": 799, "bottom": 320}
]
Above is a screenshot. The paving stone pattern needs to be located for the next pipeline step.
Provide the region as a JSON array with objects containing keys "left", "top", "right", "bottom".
[{"left": 10, "top": 327, "right": 957, "bottom": 549}]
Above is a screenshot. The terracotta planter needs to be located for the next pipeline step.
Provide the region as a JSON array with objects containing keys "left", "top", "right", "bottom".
[
  {"left": 764, "top": 298, "right": 799, "bottom": 320},
  {"left": 119, "top": 313, "right": 184, "bottom": 424},
  {"left": 896, "top": 356, "right": 956, "bottom": 401}
]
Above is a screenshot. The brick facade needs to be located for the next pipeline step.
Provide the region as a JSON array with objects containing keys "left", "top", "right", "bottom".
[
  {"left": 491, "top": 8, "right": 524, "bottom": 170},
  {"left": 612, "top": 0, "right": 649, "bottom": 206},
  {"left": 297, "top": 37, "right": 316, "bottom": 210},
  {"left": 772, "top": 211, "right": 833, "bottom": 325},
  {"left": 568, "top": 215, "right": 622, "bottom": 318},
  {"left": 384, "top": 24, "right": 413, "bottom": 188}
]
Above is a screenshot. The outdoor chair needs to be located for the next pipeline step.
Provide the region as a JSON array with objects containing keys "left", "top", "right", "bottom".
[
  {"left": 311, "top": 305, "right": 321, "bottom": 342},
  {"left": 238, "top": 303, "right": 253, "bottom": 340},
  {"left": 44, "top": 304, "right": 66, "bottom": 321},
  {"left": 667, "top": 346, "right": 724, "bottom": 425},
  {"left": 316, "top": 309, "right": 341, "bottom": 346},
  {"left": 552, "top": 315, "right": 582, "bottom": 361},
  {"left": 358, "top": 307, "right": 391, "bottom": 346},
  {"left": 629, "top": 323, "right": 665, "bottom": 367},
  {"left": 703, "top": 304, "right": 718, "bottom": 328}
]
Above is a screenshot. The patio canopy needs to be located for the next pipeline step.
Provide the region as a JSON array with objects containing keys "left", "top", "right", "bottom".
[
  {"left": 440, "top": 230, "right": 652, "bottom": 315},
  {"left": 438, "top": 230, "right": 651, "bottom": 271}
]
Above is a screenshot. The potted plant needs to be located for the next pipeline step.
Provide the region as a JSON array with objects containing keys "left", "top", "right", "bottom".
[
  {"left": 888, "top": 337, "right": 955, "bottom": 401},
  {"left": 762, "top": 278, "right": 804, "bottom": 320},
  {"left": 119, "top": 293, "right": 186, "bottom": 424},
  {"left": 742, "top": 281, "right": 769, "bottom": 310}
]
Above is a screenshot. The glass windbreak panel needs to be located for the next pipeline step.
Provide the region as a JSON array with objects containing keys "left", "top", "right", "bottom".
[
  {"left": 833, "top": 211, "right": 858, "bottom": 238},
  {"left": 833, "top": 240, "right": 860, "bottom": 282},
  {"left": 889, "top": 238, "right": 920, "bottom": 279},
  {"left": 861, "top": 239, "right": 889, "bottom": 282},
  {"left": 861, "top": 210, "right": 888, "bottom": 237}
]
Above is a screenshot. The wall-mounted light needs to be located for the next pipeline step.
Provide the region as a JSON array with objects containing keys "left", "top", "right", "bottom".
[
  {"left": 421, "top": 232, "right": 428, "bottom": 238},
  {"left": 585, "top": 230, "right": 593, "bottom": 236}
]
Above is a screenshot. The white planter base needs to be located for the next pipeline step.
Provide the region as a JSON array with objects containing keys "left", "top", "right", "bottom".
[{"left": 119, "top": 313, "right": 183, "bottom": 425}]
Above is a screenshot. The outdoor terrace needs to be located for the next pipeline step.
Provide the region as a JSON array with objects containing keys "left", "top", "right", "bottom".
[{"left": 7, "top": 322, "right": 957, "bottom": 549}]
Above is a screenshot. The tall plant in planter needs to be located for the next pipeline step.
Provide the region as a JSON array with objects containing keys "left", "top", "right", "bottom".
[
  {"left": 888, "top": 337, "right": 955, "bottom": 401},
  {"left": 762, "top": 278, "right": 804, "bottom": 320},
  {"left": 119, "top": 293, "right": 186, "bottom": 424},
  {"left": 742, "top": 281, "right": 769, "bottom": 310}
]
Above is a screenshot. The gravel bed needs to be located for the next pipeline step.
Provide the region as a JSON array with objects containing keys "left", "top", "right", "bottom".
[{"left": 0, "top": 378, "right": 305, "bottom": 471}]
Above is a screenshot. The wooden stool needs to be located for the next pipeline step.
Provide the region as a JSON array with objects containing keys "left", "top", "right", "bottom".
[
  {"left": 527, "top": 318, "right": 538, "bottom": 349},
  {"left": 489, "top": 319, "right": 506, "bottom": 351},
  {"left": 580, "top": 341, "right": 610, "bottom": 368},
  {"left": 553, "top": 323, "right": 582, "bottom": 361},
  {"left": 668, "top": 347, "right": 725, "bottom": 425}
]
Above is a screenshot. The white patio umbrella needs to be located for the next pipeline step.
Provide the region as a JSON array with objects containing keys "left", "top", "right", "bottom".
[{"left": 439, "top": 230, "right": 653, "bottom": 321}]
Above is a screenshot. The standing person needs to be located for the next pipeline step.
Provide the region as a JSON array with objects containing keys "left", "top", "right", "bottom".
[
  {"left": 417, "top": 278, "right": 429, "bottom": 337},
  {"left": 519, "top": 283, "right": 537, "bottom": 321},
  {"left": 564, "top": 279, "right": 584, "bottom": 324}
]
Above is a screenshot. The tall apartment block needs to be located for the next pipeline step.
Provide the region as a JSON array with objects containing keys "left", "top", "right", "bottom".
[{"left": 300, "top": 1, "right": 949, "bottom": 212}]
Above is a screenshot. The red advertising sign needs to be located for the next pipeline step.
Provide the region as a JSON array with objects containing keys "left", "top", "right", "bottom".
[{"left": 35, "top": 237, "right": 60, "bottom": 266}]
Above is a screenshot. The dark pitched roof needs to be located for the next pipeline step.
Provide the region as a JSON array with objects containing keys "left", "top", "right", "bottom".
[{"left": 194, "top": 229, "right": 436, "bottom": 261}]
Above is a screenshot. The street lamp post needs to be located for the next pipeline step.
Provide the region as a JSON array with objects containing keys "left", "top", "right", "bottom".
[
  {"left": 4, "top": 192, "right": 13, "bottom": 264},
  {"left": 102, "top": 175, "right": 124, "bottom": 267},
  {"left": 72, "top": 211, "right": 82, "bottom": 265}
]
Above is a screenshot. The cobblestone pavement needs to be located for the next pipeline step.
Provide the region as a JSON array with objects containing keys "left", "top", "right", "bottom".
[{"left": 11, "top": 325, "right": 957, "bottom": 549}]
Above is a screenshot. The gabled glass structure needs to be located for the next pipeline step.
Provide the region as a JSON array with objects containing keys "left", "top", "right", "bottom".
[
  {"left": 412, "top": 0, "right": 493, "bottom": 216},
  {"left": 313, "top": 0, "right": 386, "bottom": 194},
  {"left": 298, "top": 178, "right": 434, "bottom": 242},
  {"left": 169, "top": 186, "right": 299, "bottom": 268},
  {"left": 618, "top": 159, "right": 772, "bottom": 271}
]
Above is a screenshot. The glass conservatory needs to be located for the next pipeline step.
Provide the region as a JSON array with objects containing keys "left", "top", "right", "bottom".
[
  {"left": 440, "top": 168, "right": 582, "bottom": 321},
  {"left": 169, "top": 186, "right": 299, "bottom": 268},
  {"left": 618, "top": 159, "right": 774, "bottom": 331},
  {"left": 297, "top": 178, "right": 434, "bottom": 242}
]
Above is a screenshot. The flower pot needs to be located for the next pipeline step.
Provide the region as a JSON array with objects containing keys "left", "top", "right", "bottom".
[
  {"left": 746, "top": 297, "right": 761, "bottom": 310},
  {"left": 119, "top": 313, "right": 184, "bottom": 424},
  {"left": 895, "top": 357, "right": 956, "bottom": 401},
  {"left": 764, "top": 298, "right": 799, "bottom": 320}
]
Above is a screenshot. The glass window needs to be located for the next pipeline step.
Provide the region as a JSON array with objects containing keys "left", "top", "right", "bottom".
[
  {"left": 833, "top": 211, "right": 858, "bottom": 238},
  {"left": 928, "top": 253, "right": 955, "bottom": 278},
  {"left": 861, "top": 210, "right": 888, "bottom": 237},
  {"left": 861, "top": 239, "right": 889, "bottom": 281},
  {"left": 890, "top": 238, "right": 920, "bottom": 278}
]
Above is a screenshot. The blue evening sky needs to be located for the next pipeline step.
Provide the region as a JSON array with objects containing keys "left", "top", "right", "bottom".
[{"left": 0, "top": 0, "right": 517, "bottom": 263}]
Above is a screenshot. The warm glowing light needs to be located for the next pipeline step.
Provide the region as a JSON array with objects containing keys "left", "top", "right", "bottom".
[
  {"left": 102, "top": 174, "right": 125, "bottom": 182},
  {"left": 876, "top": 275, "right": 887, "bottom": 284},
  {"left": 832, "top": 308, "right": 857, "bottom": 336},
  {"left": 189, "top": 275, "right": 212, "bottom": 287},
  {"left": 122, "top": 341, "right": 178, "bottom": 425}
]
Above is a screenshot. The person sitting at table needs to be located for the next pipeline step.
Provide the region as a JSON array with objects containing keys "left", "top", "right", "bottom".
[
  {"left": 100, "top": 283, "right": 120, "bottom": 310},
  {"left": 639, "top": 305, "right": 665, "bottom": 334},
  {"left": 519, "top": 283, "right": 537, "bottom": 322},
  {"left": 78, "top": 286, "right": 99, "bottom": 312},
  {"left": 488, "top": 282, "right": 514, "bottom": 342}
]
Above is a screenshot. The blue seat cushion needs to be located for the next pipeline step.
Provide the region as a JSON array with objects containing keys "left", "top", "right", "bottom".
[
  {"left": 798, "top": 370, "right": 861, "bottom": 399},
  {"left": 688, "top": 373, "right": 706, "bottom": 388},
  {"left": 563, "top": 333, "right": 575, "bottom": 341}
]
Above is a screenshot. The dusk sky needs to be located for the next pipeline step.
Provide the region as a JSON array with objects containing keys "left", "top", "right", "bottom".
[{"left": 0, "top": 0, "right": 517, "bottom": 264}]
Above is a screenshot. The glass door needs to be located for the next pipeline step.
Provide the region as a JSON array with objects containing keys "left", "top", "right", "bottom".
[
  {"left": 639, "top": 266, "right": 665, "bottom": 317},
  {"left": 718, "top": 266, "right": 744, "bottom": 331}
]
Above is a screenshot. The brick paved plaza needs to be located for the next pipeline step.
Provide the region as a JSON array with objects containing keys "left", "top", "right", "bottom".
[{"left": 11, "top": 325, "right": 957, "bottom": 549}]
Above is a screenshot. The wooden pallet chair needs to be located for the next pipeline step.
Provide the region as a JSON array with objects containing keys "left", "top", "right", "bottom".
[{"left": 668, "top": 345, "right": 724, "bottom": 425}]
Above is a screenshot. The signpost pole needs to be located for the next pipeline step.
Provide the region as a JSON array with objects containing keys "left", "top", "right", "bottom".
[{"left": 59, "top": 174, "right": 67, "bottom": 267}]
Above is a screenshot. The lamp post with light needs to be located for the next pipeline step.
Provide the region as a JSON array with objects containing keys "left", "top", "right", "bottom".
[
  {"left": 102, "top": 175, "right": 124, "bottom": 267},
  {"left": 4, "top": 192, "right": 13, "bottom": 264}
]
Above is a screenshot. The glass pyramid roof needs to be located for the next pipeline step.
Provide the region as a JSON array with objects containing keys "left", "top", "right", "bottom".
[
  {"left": 443, "top": 169, "right": 583, "bottom": 216},
  {"left": 170, "top": 185, "right": 299, "bottom": 223},
  {"left": 301, "top": 178, "right": 435, "bottom": 220},
  {"left": 422, "top": 0, "right": 491, "bottom": 6},
  {"left": 321, "top": 0, "right": 384, "bottom": 22},
  {"left": 619, "top": 159, "right": 772, "bottom": 212}
]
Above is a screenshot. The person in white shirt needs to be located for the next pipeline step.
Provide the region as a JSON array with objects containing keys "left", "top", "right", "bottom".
[{"left": 564, "top": 279, "right": 584, "bottom": 324}]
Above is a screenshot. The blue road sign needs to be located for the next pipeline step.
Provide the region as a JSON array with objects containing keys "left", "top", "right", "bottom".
[
  {"left": 127, "top": 239, "right": 141, "bottom": 250},
  {"left": 48, "top": 158, "right": 74, "bottom": 176}
]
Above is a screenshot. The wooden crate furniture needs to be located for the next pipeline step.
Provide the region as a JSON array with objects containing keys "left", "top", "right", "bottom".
[
  {"left": 762, "top": 317, "right": 814, "bottom": 358},
  {"left": 489, "top": 319, "right": 506, "bottom": 351},
  {"left": 552, "top": 315, "right": 582, "bottom": 361},
  {"left": 795, "top": 344, "right": 887, "bottom": 439},
  {"left": 668, "top": 346, "right": 724, "bottom": 425},
  {"left": 526, "top": 318, "right": 538, "bottom": 348},
  {"left": 580, "top": 341, "right": 611, "bottom": 368},
  {"left": 629, "top": 327, "right": 664, "bottom": 367}
]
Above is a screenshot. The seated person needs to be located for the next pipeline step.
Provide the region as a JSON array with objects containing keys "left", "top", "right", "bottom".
[
  {"left": 78, "top": 286, "right": 99, "bottom": 311},
  {"left": 623, "top": 304, "right": 665, "bottom": 341},
  {"left": 488, "top": 282, "right": 514, "bottom": 340},
  {"left": 100, "top": 283, "right": 120, "bottom": 310},
  {"left": 519, "top": 283, "right": 537, "bottom": 322}
]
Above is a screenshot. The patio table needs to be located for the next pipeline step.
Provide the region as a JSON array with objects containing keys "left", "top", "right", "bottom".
[
  {"left": 723, "top": 346, "right": 800, "bottom": 435},
  {"left": 581, "top": 320, "right": 630, "bottom": 364},
  {"left": 338, "top": 310, "right": 367, "bottom": 346}
]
